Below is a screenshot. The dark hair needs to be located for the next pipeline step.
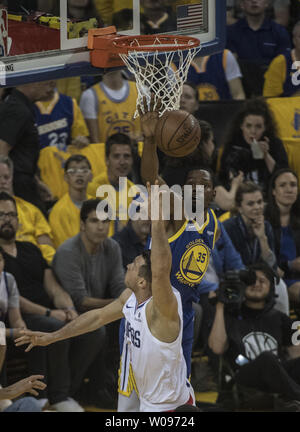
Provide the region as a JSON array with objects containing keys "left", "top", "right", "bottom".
[
  {"left": 105, "top": 133, "right": 133, "bottom": 158},
  {"left": 220, "top": 98, "right": 279, "bottom": 176},
  {"left": 265, "top": 168, "right": 300, "bottom": 229},
  {"left": 64, "top": 154, "right": 91, "bottom": 172},
  {"left": 185, "top": 165, "right": 216, "bottom": 188},
  {"left": 247, "top": 262, "right": 277, "bottom": 300},
  {"left": 80, "top": 198, "right": 101, "bottom": 222},
  {"left": 0, "top": 191, "right": 17, "bottom": 208},
  {"left": 198, "top": 120, "right": 213, "bottom": 144},
  {"left": 183, "top": 81, "right": 200, "bottom": 103},
  {"left": 235, "top": 181, "right": 263, "bottom": 207},
  {"left": 138, "top": 250, "right": 152, "bottom": 284},
  {"left": 0, "top": 245, "right": 5, "bottom": 259},
  {"left": 80, "top": 198, "right": 112, "bottom": 225}
]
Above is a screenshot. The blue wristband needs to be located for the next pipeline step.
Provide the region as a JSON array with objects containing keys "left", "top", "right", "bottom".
[{"left": 9, "top": 328, "right": 13, "bottom": 339}]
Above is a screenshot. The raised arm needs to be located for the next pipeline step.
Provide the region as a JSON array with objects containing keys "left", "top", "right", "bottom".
[
  {"left": 148, "top": 182, "right": 177, "bottom": 322},
  {"left": 139, "top": 96, "right": 165, "bottom": 186},
  {"left": 15, "top": 289, "right": 132, "bottom": 351}
]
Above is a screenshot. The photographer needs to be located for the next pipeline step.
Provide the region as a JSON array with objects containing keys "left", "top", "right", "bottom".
[{"left": 208, "top": 262, "right": 300, "bottom": 411}]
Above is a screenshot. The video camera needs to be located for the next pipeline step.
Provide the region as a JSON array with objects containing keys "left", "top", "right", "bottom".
[{"left": 217, "top": 268, "right": 257, "bottom": 308}]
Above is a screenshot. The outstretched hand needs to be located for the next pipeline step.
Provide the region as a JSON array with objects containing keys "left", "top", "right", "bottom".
[
  {"left": 137, "top": 94, "right": 162, "bottom": 138},
  {"left": 0, "top": 375, "right": 46, "bottom": 400},
  {"left": 15, "top": 329, "right": 53, "bottom": 352}
]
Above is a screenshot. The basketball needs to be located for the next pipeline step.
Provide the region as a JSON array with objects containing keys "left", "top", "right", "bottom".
[{"left": 155, "top": 110, "right": 201, "bottom": 157}]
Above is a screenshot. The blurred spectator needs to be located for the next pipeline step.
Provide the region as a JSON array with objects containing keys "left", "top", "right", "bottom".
[
  {"left": 187, "top": 50, "right": 245, "bottom": 101},
  {"left": 113, "top": 219, "right": 151, "bottom": 270},
  {"left": 49, "top": 155, "right": 97, "bottom": 248},
  {"left": 0, "top": 156, "right": 55, "bottom": 264},
  {"left": 140, "top": 0, "right": 176, "bottom": 34},
  {"left": 227, "top": 0, "right": 291, "bottom": 66},
  {"left": 227, "top": 0, "right": 292, "bottom": 96},
  {"left": 52, "top": 198, "right": 125, "bottom": 407},
  {"left": 87, "top": 133, "right": 139, "bottom": 235},
  {"left": 223, "top": 182, "right": 277, "bottom": 269},
  {"left": 0, "top": 192, "right": 103, "bottom": 411},
  {"left": 202, "top": 223, "right": 245, "bottom": 290},
  {"left": 52, "top": 198, "right": 125, "bottom": 313},
  {"left": 0, "top": 83, "right": 55, "bottom": 214},
  {"left": 222, "top": 181, "right": 289, "bottom": 314},
  {"left": 80, "top": 71, "right": 140, "bottom": 143},
  {"left": 112, "top": 8, "right": 133, "bottom": 31},
  {"left": 0, "top": 250, "right": 46, "bottom": 412},
  {"left": 51, "top": 0, "right": 103, "bottom": 26},
  {"left": 219, "top": 98, "right": 289, "bottom": 192},
  {"left": 34, "top": 80, "right": 90, "bottom": 152},
  {"left": 265, "top": 168, "right": 300, "bottom": 305},
  {"left": 264, "top": 21, "right": 300, "bottom": 97},
  {"left": 273, "top": 0, "right": 291, "bottom": 29},
  {"left": 0, "top": 246, "right": 26, "bottom": 339},
  {"left": 0, "top": 323, "right": 46, "bottom": 412},
  {"left": 179, "top": 82, "right": 200, "bottom": 115}
]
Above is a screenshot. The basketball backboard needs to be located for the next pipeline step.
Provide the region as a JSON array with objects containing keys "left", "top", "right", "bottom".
[{"left": 0, "top": 0, "right": 225, "bottom": 87}]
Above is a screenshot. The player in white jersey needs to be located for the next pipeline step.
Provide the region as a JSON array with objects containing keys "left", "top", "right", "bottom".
[{"left": 15, "top": 183, "right": 195, "bottom": 412}]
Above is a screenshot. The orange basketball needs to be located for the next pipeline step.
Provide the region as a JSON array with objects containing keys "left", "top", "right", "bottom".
[{"left": 155, "top": 110, "right": 201, "bottom": 157}]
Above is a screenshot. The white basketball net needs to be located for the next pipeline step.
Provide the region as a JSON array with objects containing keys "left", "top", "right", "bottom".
[{"left": 119, "top": 37, "right": 201, "bottom": 118}]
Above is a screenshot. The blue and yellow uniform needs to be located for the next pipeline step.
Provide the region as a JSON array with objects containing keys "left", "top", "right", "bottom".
[
  {"left": 163, "top": 209, "right": 219, "bottom": 376},
  {"left": 264, "top": 50, "right": 300, "bottom": 97},
  {"left": 118, "top": 208, "right": 219, "bottom": 401},
  {"left": 187, "top": 51, "right": 232, "bottom": 101},
  {"left": 35, "top": 91, "right": 89, "bottom": 151}
]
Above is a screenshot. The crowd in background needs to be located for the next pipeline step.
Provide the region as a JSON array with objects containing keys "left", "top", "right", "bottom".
[{"left": 0, "top": 0, "right": 300, "bottom": 412}]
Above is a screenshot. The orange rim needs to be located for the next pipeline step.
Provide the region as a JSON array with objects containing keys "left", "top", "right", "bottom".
[{"left": 112, "top": 34, "right": 200, "bottom": 54}]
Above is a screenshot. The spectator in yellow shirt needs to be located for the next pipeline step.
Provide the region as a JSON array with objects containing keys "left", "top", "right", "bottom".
[
  {"left": 264, "top": 21, "right": 300, "bottom": 97},
  {"left": 0, "top": 156, "right": 55, "bottom": 264},
  {"left": 49, "top": 154, "right": 113, "bottom": 247},
  {"left": 87, "top": 133, "right": 140, "bottom": 235}
]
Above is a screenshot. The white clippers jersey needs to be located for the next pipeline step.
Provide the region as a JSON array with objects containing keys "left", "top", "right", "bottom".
[{"left": 121, "top": 289, "right": 194, "bottom": 412}]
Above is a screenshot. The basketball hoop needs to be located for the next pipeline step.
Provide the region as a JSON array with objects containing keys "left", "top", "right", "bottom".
[{"left": 88, "top": 27, "right": 201, "bottom": 117}]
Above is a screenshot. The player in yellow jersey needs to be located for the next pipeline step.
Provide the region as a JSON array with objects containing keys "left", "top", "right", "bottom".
[{"left": 80, "top": 70, "right": 141, "bottom": 144}]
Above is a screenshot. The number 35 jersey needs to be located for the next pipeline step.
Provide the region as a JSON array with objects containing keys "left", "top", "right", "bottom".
[
  {"left": 169, "top": 208, "right": 218, "bottom": 305},
  {"left": 147, "top": 208, "right": 219, "bottom": 377}
]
